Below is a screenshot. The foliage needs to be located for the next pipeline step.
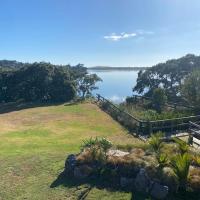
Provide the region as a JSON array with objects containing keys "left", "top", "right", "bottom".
[
  {"left": 0, "top": 62, "right": 79, "bottom": 103},
  {"left": 0, "top": 61, "right": 102, "bottom": 103},
  {"left": 192, "top": 154, "right": 200, "bottom": 167},
  {"left": 149, "top": 132, "right": 164, "bottom": 153},
  {"left": 119, "top": 103, "right": 193, "bottom": 121},
  {"left": 170, "top": 153, "right": 191, "bottom": 191},
  {"left": 81, "top": 137, "right": 112, "bottom": 162},
  {"left": 152, "top": 88, "right": 167, "bottom": 113},
  {"left": 133, "top": 54, "right": 200, "bottom": 101},
  {"left": 156, "top": 153, "right": 168, "bottom": 169},
  {"left": 78, "top": 74, "right": 102, "bottom": 99},
  {"left": 173, "top": 138, "right": 189, "bottom": 155},
  {"left": 181, "top": 70, "right": 200, "bottom": 112}
]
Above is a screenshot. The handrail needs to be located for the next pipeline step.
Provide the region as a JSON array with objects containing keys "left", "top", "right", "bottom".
[
  {"left": 96, "top": 94, "right": 141, "bottom": 122},
  {"left": 189, "top": 121, "right": 200, "bottom": 129},
  {"left": 96, "top": 94, "right": 200, "bottom": 135}
]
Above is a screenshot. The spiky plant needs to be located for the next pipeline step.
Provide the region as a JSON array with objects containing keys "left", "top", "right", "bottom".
[
  {"left": 156, "top": 153, "right": 168, "bottom": 169},
  {"left": 170, "top": 153, "right": 191, "bottom": 191},
  {"left": 149, "top": 131, "right": 164, "bottom": 153},
  {"left": 173, "top": 138, "right": 189, "bottom": 155},
  {"left": 81, "top": 137, "right": 112, "bottom": 162}
]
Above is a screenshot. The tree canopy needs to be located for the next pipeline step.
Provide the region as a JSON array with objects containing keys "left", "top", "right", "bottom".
[
  {"left": 0, "top": 61, "right": 101, "bottom": 103},
  {"left": 133, "top": 54, "right": 200, "bottom": 102},
  {"left": 181, "top": 70, "right": 200, "bottom": 112}
]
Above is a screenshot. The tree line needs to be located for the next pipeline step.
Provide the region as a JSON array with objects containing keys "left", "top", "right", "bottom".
[
  {"left": 0, "top": 61, "right": 102, "bottom": 103},
  {"left": 133, "top": 54, "right": 200, "bottom": 112}
]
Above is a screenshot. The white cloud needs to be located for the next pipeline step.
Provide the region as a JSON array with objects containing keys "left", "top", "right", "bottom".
[
  {"left": 104, "top": 30, "right": 154, "bottom": 41},
  {"left": 104, "top": 32, "right": 137, "bottom": 41}
]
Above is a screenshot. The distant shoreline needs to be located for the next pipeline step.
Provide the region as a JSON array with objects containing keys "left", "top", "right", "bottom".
[{"left": 87, "top": 66, "right": 147, "bottom": 71}]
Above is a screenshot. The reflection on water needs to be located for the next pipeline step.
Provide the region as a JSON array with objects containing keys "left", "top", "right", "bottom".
[{"left": 88, "top": 70, "right": 139, "bottom": 103}]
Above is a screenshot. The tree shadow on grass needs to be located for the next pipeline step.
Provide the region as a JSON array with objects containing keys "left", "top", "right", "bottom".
[
  {"left": 0, "top": 101, "right": 63, "bottom": 114},
  {"left": 50, "top": 171, "right": 148, "bottom": 200}
]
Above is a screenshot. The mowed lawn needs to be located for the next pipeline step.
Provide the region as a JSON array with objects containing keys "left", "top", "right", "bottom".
[{"left": 0, "top": 102, "right": 144, "bottom": 200}]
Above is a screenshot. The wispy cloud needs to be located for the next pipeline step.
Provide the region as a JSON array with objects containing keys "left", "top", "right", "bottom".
[
  {"left": 104, "top": 30, "right": 154, "bottom": 41},
  {"left": 104, "top": 32, "right": 137, "bottom": 41}
]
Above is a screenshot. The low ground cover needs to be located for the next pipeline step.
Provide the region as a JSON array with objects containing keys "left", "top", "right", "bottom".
[{"left": 0, "top": 101, "right": 144, "bottom": 200}]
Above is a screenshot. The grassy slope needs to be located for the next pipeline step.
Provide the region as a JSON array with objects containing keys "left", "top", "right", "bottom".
[{"left": 0, "top": 102, "right": 144, "bottom": 200}]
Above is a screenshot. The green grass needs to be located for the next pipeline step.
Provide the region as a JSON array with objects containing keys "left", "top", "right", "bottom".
[{"left": 0, "top": 102, "right": 144, "bottom": 200}]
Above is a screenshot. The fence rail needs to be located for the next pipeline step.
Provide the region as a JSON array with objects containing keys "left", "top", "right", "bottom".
[{"left": 96, "top": 94, "right": 200, "bottom": 135}]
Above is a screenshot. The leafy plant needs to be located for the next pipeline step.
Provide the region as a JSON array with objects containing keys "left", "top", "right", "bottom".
[
  {"left": 173, "top": 138, "right": 189, "bottom": 155},
  {"left": 81, "top": 137, "right": 112, "bottom": 162},
  {"left": 170, "top": 153, "right": 191, "bottom": 191},
  {"left": 156, "top": 153, "right": 168, "bottom": 169},
  {"left": 149, "top": 131, "right": 164, "bottom": 153}
]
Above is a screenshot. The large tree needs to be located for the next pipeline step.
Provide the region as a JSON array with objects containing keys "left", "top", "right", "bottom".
[
  {"left": 181, "top": 70, "right": 200, "bottom": 111},
  {"left": 78, "top": 74, "right": 102, "bottom": 99},
  {"left": 133, "top": 54, "right": 200, "bottom": 102},
  {"left": 0, "top": 62, "right": 77, "bottom": 103}
]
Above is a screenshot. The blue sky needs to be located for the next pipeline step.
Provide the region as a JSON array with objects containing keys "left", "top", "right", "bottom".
[{"left": 1, "top": 0, "right": 200, "bottom": 67}]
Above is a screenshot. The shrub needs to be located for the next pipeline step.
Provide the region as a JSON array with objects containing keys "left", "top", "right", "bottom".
[
  {"left": 152, "top": 88, "right": 167, "bottom": 113},
  {"left": 149, "top": 131, "right": 164, "bottom": 153},
  {"left": 156, "top": 153, "right": 168, "bottom": 169},
  {"left": 81, "top": 137, "right": 112, "bottom": 163},
  {"left": 173, "top": 138, "right": 189, "bottom": 155},
  {"left": 170, "top": 153, "right": 191, "bottom": 191}
]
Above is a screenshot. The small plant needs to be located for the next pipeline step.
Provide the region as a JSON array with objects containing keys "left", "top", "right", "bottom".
[
  {"left": 170, "top": 153, "right": 191, "bottom": 191},
  {"left": 156, "top": 153, "right": 168, "bottom": 169},
  {"left": 149, "top": 131, "right": 164, "bottom": 153},
  {"left": 192, "top": 154, "right": 200, "bottom": 167},
  {"left": 173, "top": 138, "right": 189, "bottom": 155},
  {"left": 81, "top": 137, "right": 112, "bottom": 162}
]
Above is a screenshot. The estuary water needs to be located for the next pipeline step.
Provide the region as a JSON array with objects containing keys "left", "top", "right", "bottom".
[{"left": 88, "top": 69, "right": 139, "bottom": 103}]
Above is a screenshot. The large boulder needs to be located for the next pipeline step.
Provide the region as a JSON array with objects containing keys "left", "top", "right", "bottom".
[
  {"left": 120, "top": 177, "right": 134, "bottom": 188},
  {"left": 74, "top": 165, "right": 93, "bottom": 179},
  {"left": 108, "top": 149, "right": 129, "bottom": 157},
  {"left": 150, "top": 182, "right": 169, "bottom": 200},
  {"left": 134, "top": 168, "right": 152, "bottom": 193}
]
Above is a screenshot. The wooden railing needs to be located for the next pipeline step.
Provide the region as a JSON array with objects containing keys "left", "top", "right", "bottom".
[{"left": 96, "top": 94, "right": 200, "bottom": 135}]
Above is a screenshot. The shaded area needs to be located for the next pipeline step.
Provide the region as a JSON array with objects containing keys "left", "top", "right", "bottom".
[
  {"left": 50, "top": 171, "right": 150, "bottom": 200},
  {"left": 50, "top": 171, "right": 200, "bottom": 200},
  {"left": 0, "top": 100, "right": 81, "bottom": 114}
]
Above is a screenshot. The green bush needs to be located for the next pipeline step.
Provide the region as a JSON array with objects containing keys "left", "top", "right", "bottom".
[
  {"left": 170, "top": 153, "right": 191, "bottom": 191},
  {"left": 81, "top": 137, "right": 112, "bottom": 162},
  {"left": 149, "top": 131, "right": 164, "bottom": 153}
]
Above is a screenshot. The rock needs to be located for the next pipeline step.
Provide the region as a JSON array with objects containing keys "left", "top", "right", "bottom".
[
  {"left": 65, "top": 154, "right": 77, "bottom": 172},
  {"left": 120, "top": 177, "right": 134, "bottom": 188},
  {"left": 134, "top": 168, "right": 151, "bottom": 193},
  {"left": 74, "top": 165, "right": 93, "bottom": 179},
  {"left": 108, "top": 149, "right": 129, "bottom": 157},
  {"left": 150, "top": 182, "right": 169, "bottom": 199}
]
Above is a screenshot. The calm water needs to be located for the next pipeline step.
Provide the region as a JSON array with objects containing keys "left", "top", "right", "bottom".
[{"left": 88, "top": 70, "right": 139, "bottom": 102}]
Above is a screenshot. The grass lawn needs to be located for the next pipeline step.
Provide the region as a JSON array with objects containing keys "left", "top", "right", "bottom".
[{"left": 0, "top": 102, "right": 144, "bottom": 200}]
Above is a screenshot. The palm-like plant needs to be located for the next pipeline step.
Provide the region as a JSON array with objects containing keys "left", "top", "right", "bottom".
[
  {"left": 149, "top": 131, "right": 164, "bottom": 153},
  {"left": 81, "top": 137, "right": 112, "bottom": 162},
  {"left": 170, "top": 153, "right": 191, "bottom": 191},
  {"left": 173, "top": 138, "right": 189, "bottom": 155},
  {"left": 156, "top": 153, "right": 168, "bottom": 169}
]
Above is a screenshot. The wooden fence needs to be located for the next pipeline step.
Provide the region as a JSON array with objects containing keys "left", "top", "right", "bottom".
[{"left": 96, "top": 94, "right": 200, "bottom": 135}]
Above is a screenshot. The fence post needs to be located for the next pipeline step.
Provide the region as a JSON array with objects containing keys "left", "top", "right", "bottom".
[{"left": 97, "top": 94, "right": 100, "bottom": 102}]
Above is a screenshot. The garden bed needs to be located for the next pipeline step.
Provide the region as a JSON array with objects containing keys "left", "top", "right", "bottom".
[{"left": 64, "top": 136, "right": 200, "bottom": 200}]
